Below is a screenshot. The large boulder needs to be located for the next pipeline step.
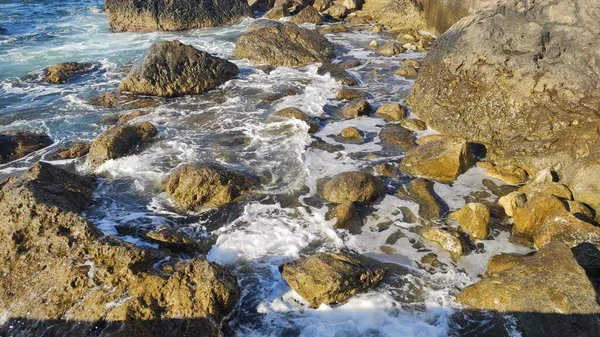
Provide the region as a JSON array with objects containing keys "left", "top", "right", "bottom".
[
  {"left": 407, "top": 0, "right": 600, "bottom": 177},
  {"left": 456, "top": 241, "right": 600, "bottom": 314},
  {"left": 280, "top": 253, "right": 386, "bottom": 307},
  {"left": 233, "top": 22, "right": 335, "bottom": 66},
  {"left": 0, "top": 131, "right": 53, "bottom": 164},
  {"left": 86, "top": 122, "right": 158, "bottom": 166},
  {"left": 534, "top": 210, "right": 600, "bottom": 248},
  {"left": 166, "top": 163, "right": 254, "bottom": 210},
  {"left": 0, "top": 162, "right": 240, "bottom": 336},
  {"left": 119, "top": 40, "right": 239, "bottom": 97},
  {"left": 104, "top": 0, "right": 253, "bottom": 32},
  {"left": 400, "top": 135, "right": 472, "bottom": 183},
  {"left": 322, "top": 171, "right": 384, "bottom": 203}
]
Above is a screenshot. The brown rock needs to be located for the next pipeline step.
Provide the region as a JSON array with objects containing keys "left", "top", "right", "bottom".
[
  {"left": 290, "top": 5, "right": 322, "bottom": 25},
  {"left": 336, "top": 88, "right": 366, "bottom": 100},
  {"left": 313, "top": 0, "right": 331, "bottom": 12},
  {"left": 341, "top": 99, "right": 371, "bottom": 119},
  {"left": 264, "top": 4, "right": 289, "bottom": 19},
  {"left": 512, "top": 194, "right": 566, "bottom": 237},
  {"left": 561, "top": 150, "right": 600, "bottom": 210},
  {"left": 534, "top": 210, "right": 600, "bottom": 248},
  {"left": 374, "top": 163, "right": 394, "bottom": 177},
  {"left": 322, "top": 171, "right": 384, "bottom": 203},
  {"left": 403, "top": 178, "right": 443, "bottom": 222},
  {"left": 400, "top": 118, "right": 427, "bottom": 131},
  {"left": 327, "top": 201, "right": 361, "bottom": 232},
  {"left": 339, "top": 126, "right": 363, "bottom": 141},
  {"left": 274, "top": 107, "right": 319, "bottom": 133},
  {"left": 323, "top": 4, "right": 348, "bottom": 19},
  {"left": 86, "top": 122, "right": 158, "bottom": 166},
  {"left": 0, "top": 131, "right": 53, "bottom": 164},
  {"left": 377, "top": 42, "right": 405, "bottom": 56},
  {"left": 44, "top": 62, "right": 94, "bottom": 84},
  {"left": 518, "top": 181, "right": 573, "bottom": 200},
  {"left": 450, "top": 203, "right": 490, "bottom": 240},
  {"left": 90, "top": 91, "right": 161, "bottom": 109},
  {"left": 102, "top": 110, "right": 150, "bottom": 125},
  {"left": 394, "top": 65, "right": 418, "bottom": 77},
  {"left": 375, "top": 103, "right": 407, "bottom": 121},
  {"left": 498, "top": 191, "right": 526, "bottom": 217},
  {"left": 476, "top": 161, "right": 527, "bottom": 185},
  {"left": 378, "top": 124, "right": 417, "bottom": 151},
  {"left": 421, "top": 228, "right": 464, "bottom": 257},
  {"left": 318, "top": 22, "right": 349, "bottom": 34},
  {"left": 53, "top": 141, "right": 90, "bottom": 160},
  {"left": 317, "top": 62, "right": 358, "bottom": 86}
]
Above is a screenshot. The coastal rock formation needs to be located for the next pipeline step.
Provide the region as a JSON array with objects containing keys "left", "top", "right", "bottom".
[
  {"left": 50, "top": 141, "right": 90, "bottom": 160},
  {"left": 379, "top": 124, "right": 417, "bottom": 151},
  {"left": 119, "top": 40, "right": 239, "bottom": 97},
  {"left": 233, "top": 22, "right": 335, "bottom": 66},
  {"left": 327, "top": 201, "right": 362, "bottom": 232},
  {"left": 341, "top": 98, "right": 371, "bottom": 119},
  {"left": 322, "top": 171, "right": 384, "bottom": 203},
  {"left": 0, "top": 162, "right": 240, "bottom": 336},
  {"left": 0, "top": 131, "right": 53, "bottom": 164},
  {"left": 105, "top": 0, "right": 253, "bottom": 32},
  {"left": 512, "top": 194, "right": 566, "bottom": 237},
  {"left": 421, "top": 227, "right": 464, "bottom": 257},
  {"left": 375, "top": 103, "right": 407, "bottom": 122},
  {"left": 534, "top": 210, "right": 600, "bottom": 248},
  {"left": 408, "top": 0, "right": 600, "bottom": 178},
  {"left": 86, "top": 122, "right": 158, "bottom": 166},
  {"left": 280, "top": 253, "right": 386, "bottom": 307},
  {"left": 317, "top": 62, "right": 358, "bottom": 86},
  {"left": 44, "top": 62, "right": 94, "bottom": 84},
  {"left": 274, "top": 107, "right": 319, "bottom": 133},
  {"left": 166, "top": 163, "right": 254, "bottom": 210},
  {"left": 450, "top": 202, "right": 490, "bottom": 240},
  {"left": 290, "top": 5, "right": 323, "bottom": 24}
]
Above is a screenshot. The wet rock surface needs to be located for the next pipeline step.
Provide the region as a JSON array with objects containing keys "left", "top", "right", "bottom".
[
  {"left": 0, "top": 131, "right": 53, "bottom": 164},
  {"left": 44, "top": 62, "right": 94, "bottom": 84},
  {"left": 86, "top": 122, "right": 158, "bottom": 166},
  {"left": 273, "top": 107, "right": 319, "bottom": 133},
  {"left": 322, "top": 171, "right": 384, "bottom": 203}
]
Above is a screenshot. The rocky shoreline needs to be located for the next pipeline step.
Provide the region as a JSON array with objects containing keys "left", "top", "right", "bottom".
[{"left": 1, "top": 0, "right": 600, "bottom": 336}]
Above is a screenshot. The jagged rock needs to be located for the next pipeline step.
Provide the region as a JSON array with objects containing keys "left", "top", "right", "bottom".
[
  {"left": 421, "top": 228, "right": 464, "bottom": 257},
  {"left": 327, "top": 201, "right": 361, "bottom": 232},
  {"left": 375, "top": 103, "right": 407, "bottom": 121},
  {"left": 318, "top": 22, "right": 349, "bottom": 34},
  {"left": 450, "top": 203, "right": 490, "bottom": 240},
  {"left": 0, "top": 162, "right": 239, "bottom": 336},
  {"left": 322, "top": 171, "right": 384, "bottom": 203},
  {"left": 400, "top": 118, "right": 426, "bottom": 131},
  {"left": 512, "top": 194, "right": 566, "bottom": 237},
  {"left": 374, "top": 163, "right": 394, "bottom": 177},
  {"left": 371, "top": 0, "right": 424, "bottom": 31},
  {"left": 394, "top": 65, "right": 418, "bottom": 77},
  {"left": 0, "top": 131, "right": 53, "bottom": 164},
  {"left": 234, "top": 22, "right": 335, "bottom": 66},
  {"left": 476, "top": 161, "right": 527, "bottom": 185},
  {"left": 400, "top": 136, "right": 472, "bottom": 183},
  {"left": 534, "top": 210, "right": 600, "bottom": 248},
  {"left": 166, "top": 163, "right": 254, "bottom": 210},
  {"left": 323, "top": 4, "right": 348, "bottom": 19},
  {"left": 280, "top": 253, "right": 385, "bottom": 307},
  {"left": 397, "top": 178, "right": 444, "bottom": 222},
  {"left": 119, "top": 40, "right": 239, "bottom": 97},
  {"left": 341, "top": 99, "right": 371, "bottom": 119},
  {"left": 146, "top": 227, "right": 202, "bottom": 253},
  {"left": 273, "top": 107, "right": 319, "bottom": 133},
  {"left": 317, "top": 62, "right": 358, "bottom": 86},
  {"left": 498, "top": 191, "right": 526, "bottom": 217},
  {"left": 565, "top": 200, "right": 595, "bottom": 220},
  {"left": 105, "top": 0, "right": 253, "bottom": 32},
  {"left": 86, "top": 122, "right": 158, "bottom": 166},
  {"left": 51, "top": 141, "right": 90, "bottom": 160},
  {"left": 290, "top": 5, "right": 323, "bottom": 24},
  {"left": 456, "top": 241, "right": 600, "bottom": 314},
  {"left": 518, "top": 181, "right": 572, "bottom": 201},
  {"left": 44, "top": 62, "right": 94, "bottom": 84}
]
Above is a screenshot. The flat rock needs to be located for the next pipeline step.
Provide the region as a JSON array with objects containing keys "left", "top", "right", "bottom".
[
  {"left": 86, "top": 122, "right": 158, "bottom": 166},
  {"left": 378, "top": 124, "right": 416, "bottom": 151}
]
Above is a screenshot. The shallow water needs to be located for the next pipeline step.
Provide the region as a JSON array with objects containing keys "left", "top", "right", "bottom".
[{"left": 0, "top": 1, "right": 530, "bottom": 336}]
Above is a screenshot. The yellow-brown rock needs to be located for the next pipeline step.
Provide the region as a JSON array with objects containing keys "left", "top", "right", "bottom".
[{"left": 450, "top": 203, "right": 490, "bottom": 240}]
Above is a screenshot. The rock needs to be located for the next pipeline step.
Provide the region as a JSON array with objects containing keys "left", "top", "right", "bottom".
[
  {"left": 498, "top": 191, "right": 526, "bottom": 217},
  {"left": 572, "top": 242, "right": 600, "bottom": 277},
  {"left": 90, "top": 91, "right": 162, "bottom": 109},
  {"left": 310, "top": 137, "right": 344, "bottom": 152},
  {"left": 234, "top": 22, "right": 335, "bottom": 66},
  {"left": 534, "top": 210, "right": 600, "bottom": 249},
  {"left": 318, "top": 22, "right": 348, "bottom": 34},
  {"left": 0, "top": 131, "right": 53, "bottom": 164},
  {"left": 561, "top": 150, "right": 600, "bottom": 210},
  {"left": 450, "top": 203, "right": 490, "bottom": 240},
  {"left": 407, "top": 0, "right": 600, "bottom": 177},
  {"left": 531, "top": 168, "right": 555, "bottom": 183},
  {"left": 378, "top": 124, "right": 417, "bottom": 151},
  {"left": 340, "top": 98, "right": 371, "bottom": 119},
  {"left": 337, "top": 59, "right": 361, "bottom": 69},
  {"left": 44, "top": 62, "right": 94, "bottom": 84},
  {"left": 317, "top": 62, "right": 358, "bottom": 86},
  {"left": 290, "top": 5, "right": 322, "bottom": 24},
  {"left": 260, "top": 88, "right": 301, "bottom": 102},
  {"left": 400, "top": 136, "right": 472, "bottom": 183},
  {"left": 401, "top": 59, "right": 420, "bottom": 68},
  {"left": 327, "top": 201, "right": 361, "bottom": 232},
  {"left": 102, "top": 109, "right": 150, "bottom": 125},
  {"left": 86, "top": 122, "right": 158, "bottom": 166},
  {"left": 105, "top": 0, "right": 253, "bottom": 32},
  {"left": 249, "top": 0, "right": 276, "bottom": 11},
  {"left": 403, "top": 178, "right": 444, "bottom": 222},
  {"left": 339, "top": 126, "right": 363, "bottom": 141},
  {"left": 322, "top": 171, "right": 384, "bottom": 203},
  {"left": 374, "top": 163, "right": 394, "bottom": 177},
  {"left": 264, "top": 4, "right": 289, "bottom": 19},
  {"left": 313, "top": 0, "right": 331, "bottom": 12},
  {"left": 512, "top": 194, "right": 566, "bottom": 237},
  {"left": 0, "top": 163, "right": 239, "bottom": 336},
  {"left": 394, "top": 65, "right": 418, "bottom": 77},
  {"left": 377, "top": 42, "right": 405, "bottom": 56},
  {"left": 565, "top": 200, "right": 595, "bottom": 220},
  {"left": 371, "top": 0, "right": 424, "bottom": 31},
  {"left": 336, "top": 88, "right": 367, "bottom": 100},
  {"left": 345, "top": 15, "right": 368, "bottom": 24},
  {"left": 323, "top": 4, "right": 348, "bottom": 19},
  {"left": 421, "top": 228, "right": 464, "bottom": 257},
  {"left": 372, "top": 25, "right": 382, "bottom": 33},
  {"left": 375, "top": 103, "right": 407, "bottom": 121},
  {"left": 166, "top": 163, "right": 254, "bottom": 211},
  {"left": 119, "top": 40, "right": 239, "bottom": 97},
  {"left": 400, "top": 118, "right": 426, "bottom": 131},
  {"left": 146, "top": 227, "right": 201, "bottom": 252},
  {"left": 456, "top": 241, "right": 600, "bottom": 314},
  {"left": 52, "top": 141, "right": 90, "bottom": 160},
  {"left": 280, "top": 253, "right": 385, "bottom": 307},
  {"left": 484, "top": 253, "right": 526, "bottom": 276},
  {"left": 274, "top": 107, "right": 319, "bottom": 133},
  {"left": 343, "top": 0, "right": 360, "bottom": 10},
  {"left": 476, "top": 161, "right": 527, "bottom": 185},
  {"left": 518, "top": 181, "right": 572, "bottom": 201}
]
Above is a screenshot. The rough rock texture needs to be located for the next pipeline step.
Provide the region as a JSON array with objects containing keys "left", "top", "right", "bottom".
[
  {"left": 400, "top": 136, "right": 471, "bottom": 183},
  {"left": 327, "top": 201, "right": 362, "bottom": 232},
  {"left": 86, "top": 122, "right": 158, "bottom": 166},
  {"left": 341, "top": 99, "right": 372, "bottom": 119},
  {"left": 512, "top": 194, "right": 566, "bottom": 237},
  {"left": 166, "top": 163, "right": 254, "bottom": 210},
  {"left": 422, "top": 228, "right": 464, "bottom": 257},
  {"left": 450, "top": 202, "right": 490, "bottom": 239},
  {"left": 407, "top": 178, "right": 444, "bottom": 222},
  {"left": 233, "top": 22, "right": 335, "bottom": 66},
  {"left": 90, "top": 91, "right": 162, "bottom": 109},
  {"left": 561, "top": 147, "right": 600, "bottom": 210},
  {"left": 456, "top": 241, "right": 600, "bottom": 314},
  {"left": 264, "top": 4, "right": 289, "bottom": 19},
  {"left": 408, "top": 0, "right": 600, "bottom": 178},
  {"left": 105, "top": 0, "right": 253, "bottom": 32},
  {"left": 476, "top": 161, "right": 527, "bottom": 185},
  {"left": 375, "top": 103, "right": 407, "bottom": 121},
  {"left": 377, "top": 42, "right": 405, "bottom": 56},
  {"left": 318, "top": 22, "right": 348, "bottom": 34},
  {"left": 518, "top": 181, "right": 572, "bottom": 201},
  {"left": 534, "top": 210, "right": 600, "bottom": 248},
  {"left": 0, "top": 131, "right": 53, "bottom": 164},
  {"left": 323, "top": 4, "right": 349, "bottom": 19},
  {"left": 51, "top": 141, "right": 91, "bottom": 160},
  {"left": 317, "top": 62, "right": 358, "bottom": 86},
  {"left": 119, "top": 40, "right": 239, "bottom": 97},
  {"left": 371, "top": 0, "right": 424, "bottom": 30},
  {"left": 378, "top": 124, "right": 417, "bottom": 151},
  {"left": 44, "top": 62, "right": 94, "bottom": 84},
  {"left": 322, "top": 171, "right": 384, "bottom": 203},
  {"left": 498, "top": 191, "right": 525, "bottom": 217},
  {"left": 274, "top": 107, "right": 319, "bottom": 133},
  {"left": 400, "top": 118, "right": 427, "bottom": 131},
  {"left": 290, "top": 5, "right": 323, "bottom": 24},
  {"left": 337, "top": 88, "right": 367, "bottom": 100},
  {"left": 0, "top": 162, "right": 240, "bottom": 336},
  {"left": 280, "top": 253, "right": 386, "bottom": 307},
  {"left": 339, "top": 126, "right": 363, "bottom": 141}
]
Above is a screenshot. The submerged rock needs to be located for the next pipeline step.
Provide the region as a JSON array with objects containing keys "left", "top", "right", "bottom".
[
  {"left": 456, "top": 241, "right": 600, "bottom": 314},
  {"left": 290, "top": 5, "right": 323, "bottom": 25},
  {"left": 119, "top": 40, "right": 239, "bottom": 97},
  {"left": 400, "top": 136, "right": 472, "bottom": 183},
  {"left": 274, "top": 107, "right": 319, "bottom": 133},
  {"left": 0, "top": 162, "right": 239, "bottom": 336},
  {"left": 44, "top": 62, "right": 94, "bottom": 84},
  {"left": 317, "top": 62, "right": 358, "bottom": 86},
  {"left": 86, "top": 122, "right": 158, "bottom": 166},
  {"left": 105, "top": 0, "right": 253, "bottom": 32},
  {"left": 166, "top": 163, "right": 254, "bottom": 211},
  {"left": 280, "top": 253, "right": 385, "bottom": 307},
  {"left": 233, "top": 22, "right": 335, "bottom": 66},
  {"left": 0, "top": 131, "right": 53, "bottom": 164},
  {"left": 322, "top": 171, "right": 384, "bottom": 203}
]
